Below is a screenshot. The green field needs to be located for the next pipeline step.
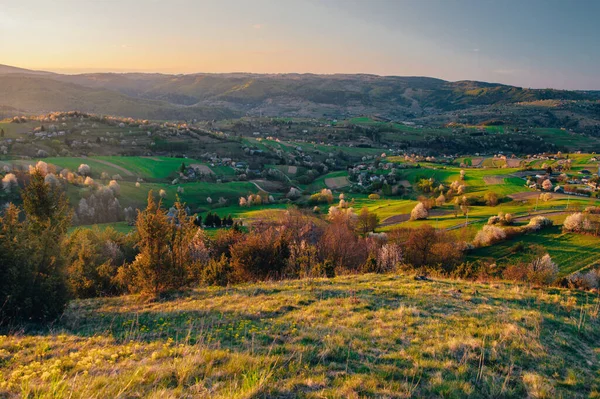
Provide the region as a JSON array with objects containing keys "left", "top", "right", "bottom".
[
  {"left": 469, "top": 226, "right": 600, "bottom": 276},
  {"left": 2, "top": 274, "right": 598, "bottom": 398},
  {"left": 5, "top": 156, "right": 235, "bottom": 181}
]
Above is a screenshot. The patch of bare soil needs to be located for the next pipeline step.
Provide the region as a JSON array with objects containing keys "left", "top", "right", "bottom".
[{"left": 325, "top": 176, "right": 350, "bottom": 189}]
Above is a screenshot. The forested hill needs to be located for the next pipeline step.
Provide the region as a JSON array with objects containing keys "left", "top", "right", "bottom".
[{"left": 0, "top": 64, "right": 594, "bottom": 120}]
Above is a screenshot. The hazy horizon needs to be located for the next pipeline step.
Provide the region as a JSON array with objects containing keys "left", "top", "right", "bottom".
[{"left": 2, "top": 0, "right": 600, "bottom": 90}]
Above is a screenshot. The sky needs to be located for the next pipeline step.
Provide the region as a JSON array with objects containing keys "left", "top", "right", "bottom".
[{"left": 0, "top": 0, "right": 599, "bottom": 89}]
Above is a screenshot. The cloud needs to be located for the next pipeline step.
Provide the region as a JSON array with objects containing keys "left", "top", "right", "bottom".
[
  {"left": 252, "top": 24, "right": 263, "bottom": 29},
  {"left": 472, "top": 48, "right": 480, "bottom": 52}
]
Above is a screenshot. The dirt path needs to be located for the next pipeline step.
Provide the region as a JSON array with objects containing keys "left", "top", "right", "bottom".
[{"left": 250, "top": 180, "right": 271, "bottom": 194}]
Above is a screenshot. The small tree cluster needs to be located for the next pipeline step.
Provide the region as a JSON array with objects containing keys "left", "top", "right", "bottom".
[{"left": 309, "top": 188, "right": 334, "bottom": 204}]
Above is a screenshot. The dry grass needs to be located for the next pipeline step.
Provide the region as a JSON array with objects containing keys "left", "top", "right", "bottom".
[{"left": 1, "top": 274, "right": 599, "bottom": 398}]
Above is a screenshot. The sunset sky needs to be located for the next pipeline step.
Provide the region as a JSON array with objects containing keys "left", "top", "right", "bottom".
[{"left": 1, "top": 0, "right": 599, "bottom": 89}]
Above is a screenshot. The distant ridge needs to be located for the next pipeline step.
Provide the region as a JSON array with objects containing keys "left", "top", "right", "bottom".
[
  {"left": 0, "top": 64, "right": 595, "bottom": 121},
  {"left": 0, "top": 64, "right": 56, "bottom": 76}
]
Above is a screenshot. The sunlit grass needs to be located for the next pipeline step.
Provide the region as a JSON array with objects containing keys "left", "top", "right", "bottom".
[{"left": 1, "top": 274, "right": 599, "bottom": 397}]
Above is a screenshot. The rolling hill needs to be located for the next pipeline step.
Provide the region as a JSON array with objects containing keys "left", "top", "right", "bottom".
[{"left": 0, "top": 64, "right": 596, "bottom": 121}]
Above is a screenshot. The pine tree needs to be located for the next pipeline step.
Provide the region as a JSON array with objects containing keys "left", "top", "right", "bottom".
[
  {"left": 1, "top": 169, "right": 72, "bottom": 321},
  {"left": 129, "top": 191, "right": 172, "bottom": 295},
  {"left": 205, "top": 212, "right": 213, "bottom": 227},
  {"left": 127, "top": 192, "right": 200, "bottom": 295}
]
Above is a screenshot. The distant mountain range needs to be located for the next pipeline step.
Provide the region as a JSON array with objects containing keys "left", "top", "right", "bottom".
[{"left": 0, "top": 64, "right": 596, "bottom": 121}]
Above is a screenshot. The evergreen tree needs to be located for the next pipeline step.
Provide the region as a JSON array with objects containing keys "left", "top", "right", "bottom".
[
  {"left": 205, "top": 212, "right": 213, "bottom": 227},
  {"left": 127, "top": 192, "right": 199, "bottom": 295},
  {"left": 0, "top": 168, "right": 72, "bottom": 321},
  {"left": 128, "top": 191, "right": 172, "bottom": 295}
]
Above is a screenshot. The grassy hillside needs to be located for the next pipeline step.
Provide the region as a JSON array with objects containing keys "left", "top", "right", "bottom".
[{"left": 1, "top": 274, "right": 598, "bottom": 398}]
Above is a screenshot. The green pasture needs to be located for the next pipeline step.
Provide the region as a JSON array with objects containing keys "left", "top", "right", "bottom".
[{"left": 468, "top": 226, "right": 600, "bottom": 276}]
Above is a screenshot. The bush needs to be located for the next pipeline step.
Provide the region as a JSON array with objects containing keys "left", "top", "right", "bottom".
[
  {"left": 410, "top": 202, "right": 428, "bottom": 220},
  {"left": 202, "top": 254, "right": 233, "bottom": 286},
  {"left": 473, "top": 225, "right": 506, "bottom": 247},
  {"left": 230, "top": 228, "right": 290, "bottom": 282},
  {"left": 566, "top": 269, "right": 599, "bottom": 290},
  {"left": 525, "top": 216, "right": 553, "bottom": 232},
  {"left": 484, "top": 192, "right": 499, "bottom": 206},
  {"left": 309, "top": 188, "right": 334, "bottom": 204},
  {"left": 563, "top": 212, "right": 585, "bottom": 232},
  {"left": 64, "top": 227, "right": 136, "bottom": 298},
  {"left": 368, "top": 193, "right": 380, "bottom": 200},
  {"left": 526, "top": 254, "right": 558, "bottom": 286}
]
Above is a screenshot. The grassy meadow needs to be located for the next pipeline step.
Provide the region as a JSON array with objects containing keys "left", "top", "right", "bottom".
[{"left": 2, "top": 274, "right": 599, "bottom": 398}]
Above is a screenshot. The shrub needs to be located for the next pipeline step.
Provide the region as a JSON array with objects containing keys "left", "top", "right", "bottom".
[
  {"left": 377, "top": 242, "right": 403, "bottom": 272},
  {"left": 78, "top": 164, "right": 91, "bottom": 176},
  {"left": 402, "top": 225, "right": 462, "bottom": 269},
  {"left": 525, "top": 216, "right": 553, "bottom": 232},
  {"left": 435, "top": 193, "right": 446, "bottom": 207},
  {"left": 310, "top": 188, "right": 334, "bottom": 204},
  {"left": 473, "top": 225, "right": 506, "bottom": 247},
  {"left": 315, "top": 259, "right": 335, "bottom": 278},
  {"left": 368, "top": 193, "right": 380, "bottom": 200},
  {"left": 202, "top": 254, "right": 233, "bottom": 286},
  {"left": 230, "top": 228, "right": 290, "bottom": 282},
  {"left": 356, "top": 207, "right": 379, "bottom": 236},
  {"left": 2, "top": 173, "right": 18, "bottom": 193},
  {"left": 64, "top": 227, "right": 135, "bottom": 298},
  {"left": 526, "top": 254, "right": 558, "bottom": 286},
  {"left": 410, "top": 202, "right": 428, "bottom": 220},
  {"left": 108, "top": 180, "right": 120, "bottom": 195},
  {"left": 563, "top": 212, "right": 585, "bottom": 232},
  {"left": 567, "top": 270, "right": 599, "bottom": 290},
  {"left": 484, "top": 192, "right": 499, "bottom": 206}
]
